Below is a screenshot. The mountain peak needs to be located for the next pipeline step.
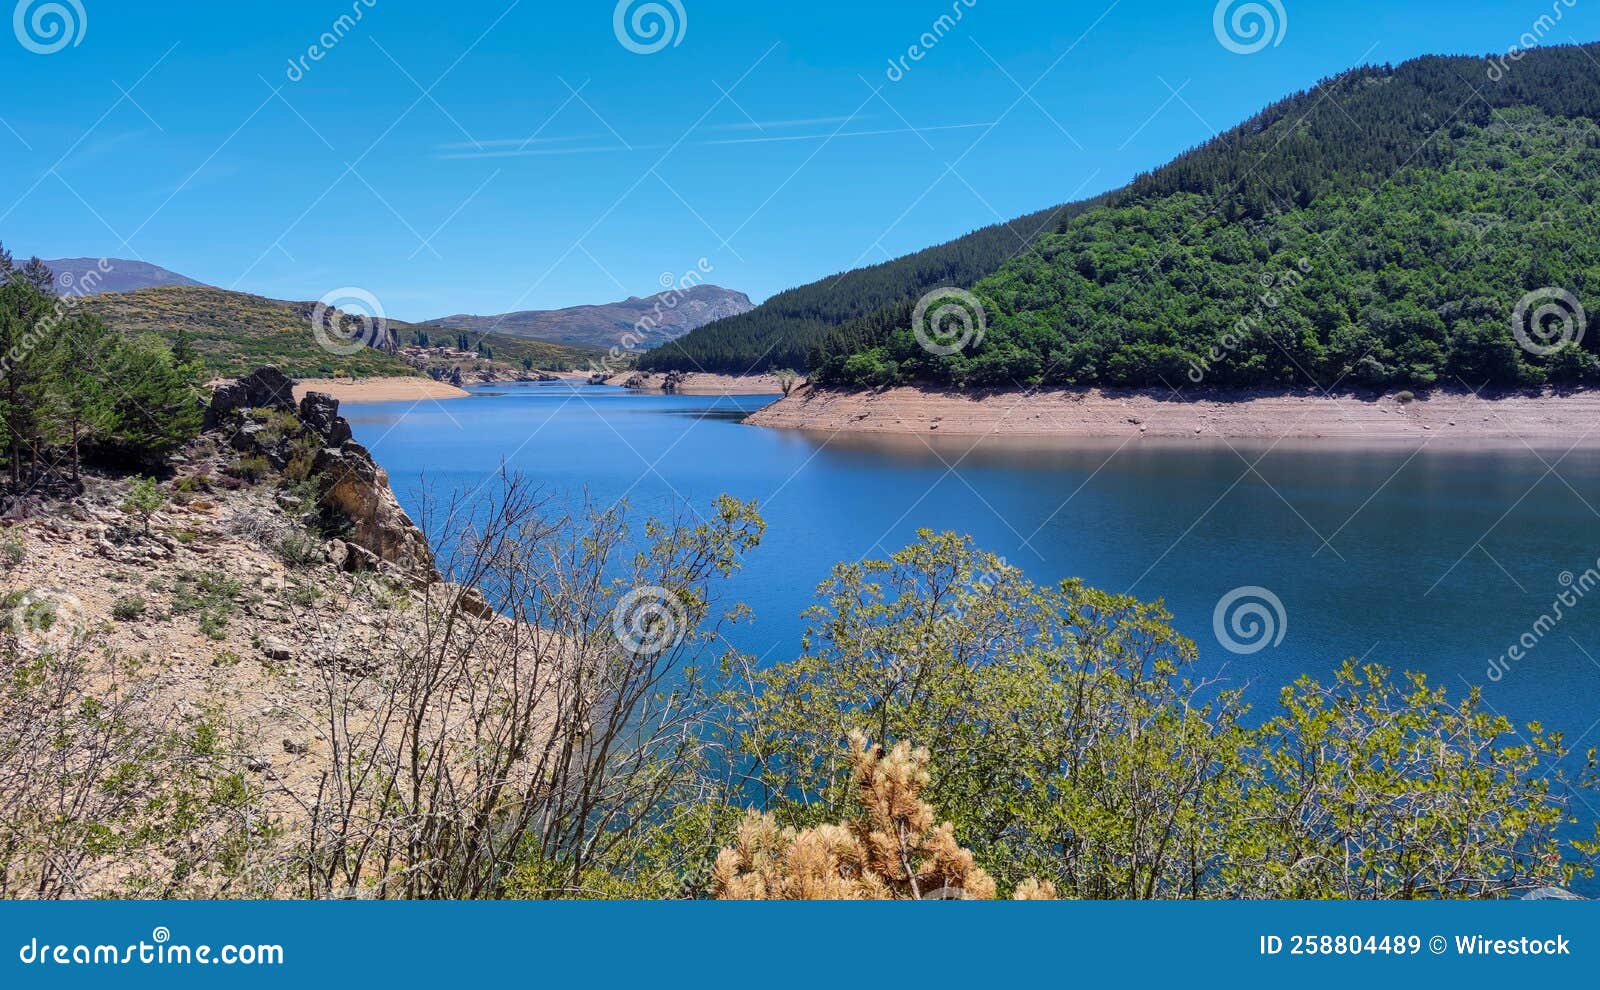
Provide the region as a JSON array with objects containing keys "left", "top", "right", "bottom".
[
  {"left": 422, "top": 284, "right": 754, "bottom": 350},
  {"left": 42, "top": 258, "right": 206, "bottom": 296}
]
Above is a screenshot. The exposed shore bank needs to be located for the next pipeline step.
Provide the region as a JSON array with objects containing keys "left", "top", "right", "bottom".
[
  {"left": 620, "top": 372, "right": 789, "bottom": 396},
  {"left": 293, "top": 376, "right": 471, "bottom": 403},
  {"left": 744, "top": 386, "right": 1600, "bottom": 445}
]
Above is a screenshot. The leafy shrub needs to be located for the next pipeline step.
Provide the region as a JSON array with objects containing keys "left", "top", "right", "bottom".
[
  {"left": 277, "top": 528, "right": 324, "bottom": 569},
  {"left": 111, "top": 596, "right": 146, "bottom": 621},
  {"left": 227, "top": 456, "right": 272, "bottom": 483}
]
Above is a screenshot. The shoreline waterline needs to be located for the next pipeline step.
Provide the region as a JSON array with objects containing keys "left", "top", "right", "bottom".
[{"left": 744, "top": 385, "right": 1600, "bottom": 446}]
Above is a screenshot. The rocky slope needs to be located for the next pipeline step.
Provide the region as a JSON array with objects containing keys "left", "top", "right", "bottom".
[{"left": 0, "top": 367, "right": 506, "bottom": 889}]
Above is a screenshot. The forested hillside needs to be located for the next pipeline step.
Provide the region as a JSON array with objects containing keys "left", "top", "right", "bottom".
[
  {"left": 798, "top": 45, "right": 1600, "bottom": 390},
  {"left": 636, "top": 199, "right": 1106, "bottom": 373}
]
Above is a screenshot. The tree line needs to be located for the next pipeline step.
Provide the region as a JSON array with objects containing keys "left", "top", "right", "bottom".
[
  {"left": 814, "top": 96, "right": 1600, "bottom": 390},
  {"left": 0, "top": 244, "right": 202, "bottom": 490},
  {"left": 658, "top": 43, "right": 1600, "bottom": 389}
]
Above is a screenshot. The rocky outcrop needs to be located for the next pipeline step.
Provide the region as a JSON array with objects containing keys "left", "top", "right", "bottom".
[
  {"left": 208, "top": 368, "right": 436, "bottom": 584},
  {"left": 310, "top": 443, "right": 434, "bottom": 581},
  {"left": 290, "top": 302, "right": 398, "bottom": 354},
  {"left": 207, "top": 366, "right": 296, "bottom": 425},
  {"left": 298, "top": 392, "right": 352, "bottom": 447}
]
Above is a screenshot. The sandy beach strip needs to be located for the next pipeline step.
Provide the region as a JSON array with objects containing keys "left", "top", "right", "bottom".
[
  {"left": 744, "top": 386, "right": 1600, "bottom": 446},
  {"left": 294, "top": 376, "right": 471, "bottom": 404}
]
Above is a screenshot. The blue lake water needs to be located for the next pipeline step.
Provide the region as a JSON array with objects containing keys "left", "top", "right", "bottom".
[{"left": 346, "top": 382, "right": 1600, "bottom": 761}]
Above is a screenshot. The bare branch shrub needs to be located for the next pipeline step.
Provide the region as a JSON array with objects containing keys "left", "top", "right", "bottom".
[
  {"left": 292, "top": 471, "right": 763, "bottom": 898},
  {"left": 0, "top": 633, "right": 273, "bottom": 898}
]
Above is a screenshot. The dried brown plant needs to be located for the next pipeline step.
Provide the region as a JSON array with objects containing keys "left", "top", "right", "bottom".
[{"left": 713, "top": 732, "right": 1053, "bottom": 900}]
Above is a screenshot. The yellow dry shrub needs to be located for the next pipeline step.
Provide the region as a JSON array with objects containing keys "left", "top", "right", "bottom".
[{"left": 713, "top": 732, "right": 1055, "bottom": 900}]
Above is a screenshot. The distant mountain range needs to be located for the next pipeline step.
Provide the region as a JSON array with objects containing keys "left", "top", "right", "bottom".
[
  {"left": 79, "top": 286, "right": 606, "bottom": 380},
  {"left": 44, "top": 258, "right": 205, "bottom": 295},
  {"left": 40, "top": 257, "right": 749, "bottom": 352},
  {"left": 422, "top": 284, "right": 753, "bottom": 350}
]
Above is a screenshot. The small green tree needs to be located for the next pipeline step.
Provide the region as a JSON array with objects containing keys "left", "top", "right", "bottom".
[
  {"left": 169, "top": 327, "right": 199, "bottom": 369},
  {"left": 120, "top": 476, "right": 165, "bottom": 535},
  {"left": 99, "top": 334, "right": 204, "bottom": 463},
  {"left": 17, "top": 258, "right": 55, "bottom": 296}
]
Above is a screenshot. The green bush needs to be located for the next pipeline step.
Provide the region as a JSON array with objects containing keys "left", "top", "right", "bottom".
[
  {"left": 277, "top": 528, "right": 324, "bottom": 569},
  {"left": 111, "top": 595, "right": 146, "bottom": 621},
  {"left": 227, "top": 457, "right": 272, "bottom": 483}
]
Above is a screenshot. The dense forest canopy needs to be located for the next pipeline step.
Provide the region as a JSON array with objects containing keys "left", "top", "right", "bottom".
[
  {"left": 636, "top": 199, "right": 1106, "bottom": 374},
  {"left": 656, "top": 44, "right": 1600, "bottom": 390},
  {"left": 817, "top": 109, "right": 1600, "bottom": 390}
]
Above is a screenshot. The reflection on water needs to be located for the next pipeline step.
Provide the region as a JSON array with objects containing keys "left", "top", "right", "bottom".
[{"left": 345, "top": 382, "right": 1600, "bottom": 756}]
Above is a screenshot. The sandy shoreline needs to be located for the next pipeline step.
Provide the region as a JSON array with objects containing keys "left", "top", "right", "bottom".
[
  {"left": 744, "top": 386, "right": 1600, "bottom": 445},
  {"left": 294, "top": 377, "right": 471, "bottom": 404},
  {"left": 620, "top": 372, "right": 788, "bottom": 396}
]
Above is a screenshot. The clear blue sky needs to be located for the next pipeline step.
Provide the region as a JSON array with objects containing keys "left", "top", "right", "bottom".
[{"left": 0, "top": 0, "right": 1593, "bottom": 320}]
